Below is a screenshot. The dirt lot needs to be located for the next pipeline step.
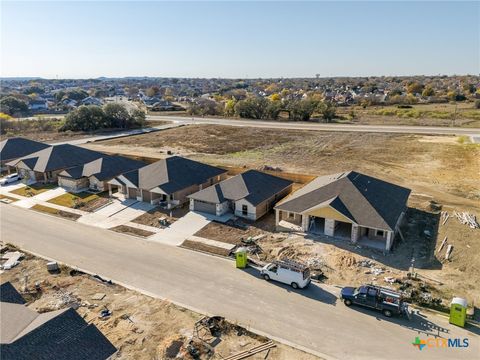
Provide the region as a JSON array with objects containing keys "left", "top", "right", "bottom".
[
  {"left": 87, "top": 124, "right": 480, "bottom": 311},
  {"left": 132, "top": 204, "right": 190, "bottom": 228},
  {"left": 1, "top": 247, "right": 319, "bottom": 360}
]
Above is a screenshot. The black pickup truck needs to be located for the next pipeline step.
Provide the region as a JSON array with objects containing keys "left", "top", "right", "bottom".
[{"left": 340, "top": 284, "right": 409, "bottom": 318}]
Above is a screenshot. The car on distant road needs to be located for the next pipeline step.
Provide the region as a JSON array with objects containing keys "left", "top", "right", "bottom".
[
  {"left": 341, "top": 284, "right": 409, "bottom": 317},
  {"left": 261, "top": 259, "right": 311, "bottom": 289},
  {"left": 0, "top": 173, "right": 21, "bottom": 186}
]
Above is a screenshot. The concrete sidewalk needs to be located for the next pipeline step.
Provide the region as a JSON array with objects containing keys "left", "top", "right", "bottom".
[{"left": 149, "top": 211, "right": 214, "bottom": 246}]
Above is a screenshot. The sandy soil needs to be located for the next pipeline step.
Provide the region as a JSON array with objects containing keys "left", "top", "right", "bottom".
[{"left": 0, "top": 248, "right": 319, "bottom": 360}]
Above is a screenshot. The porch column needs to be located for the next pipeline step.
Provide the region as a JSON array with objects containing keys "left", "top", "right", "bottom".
[
  {"left": 275, "top": 209, "right": 280, "bottom": 226},
  {"left": 43, "top": 173, "right": 48, "bottom": 183},
  {"left": 386, "top": 231, "right": 393, "bottom": 251},
  {"left": 351, "top": 224, "right": 359, "bottom": 243},
  {"left": 324, "top": 218, "right": 335, "bottom": 236},
  {"left": 301, "top": 214, "right": 309, "bottom": 231},
  {"left": 108, "top": 183, "right": 113, "bottom": 197}
]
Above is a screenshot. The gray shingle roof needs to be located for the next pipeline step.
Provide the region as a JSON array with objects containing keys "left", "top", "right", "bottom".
[
  {"left": 59, "top": 155, "right": 145, "bottom": 181},
  {"left": 275, "top": 171, "right": 411, "bottom": 231},
  {"left": 0, "top": 138, "right": 49, "bottom": 163},
  {"left": 115, "top": 156, "right": 227, "bottom": 194},
  {"left": 1, "top": 283, "right": 116, "bottom": 360},
  {"left": 0, "top": 282, "right": 25, "bottom": 305},
  {"left": 188, "top": 170, "right": 293, "bottom": 206},
  {"left": 9, "top": 144, "right": 106, "bottom": 173}
]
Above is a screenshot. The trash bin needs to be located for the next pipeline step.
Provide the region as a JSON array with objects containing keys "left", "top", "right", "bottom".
[
  {"left": 449, "top": 297, "right": 467, "bottom": 327},
  {"left": 235, "top": 247, "right": 248, "bottom": 269}
]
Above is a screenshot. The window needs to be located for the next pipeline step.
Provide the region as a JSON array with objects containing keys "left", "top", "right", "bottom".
[
  {"left": 288, "top": 212, "right": 294, "bottom": 219},
  {"left": 242, "top": 204, "right": 248, "bottom": 215},
  {"left": 375, "top": 229, "right": 385, "bottom": 237}
]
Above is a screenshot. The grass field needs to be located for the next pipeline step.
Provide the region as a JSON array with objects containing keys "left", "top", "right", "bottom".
[
  {"left": 335, "top": 102, "right": 480, "bottom": 127},
  {"left": 47, "top": 191, "right": 107, "bottom": 208},
  {"left": 10, "top": 183, "right": 56, "bottom": 197}
]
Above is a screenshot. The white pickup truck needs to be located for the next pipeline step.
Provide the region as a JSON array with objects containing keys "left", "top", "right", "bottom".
[{"left": 260, "top": 259, "right": 311, "bottom": 289}]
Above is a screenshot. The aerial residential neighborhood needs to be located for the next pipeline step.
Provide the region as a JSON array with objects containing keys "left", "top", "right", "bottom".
[{"left": 1, "top": 1, "right": 479, "bottom": 360}]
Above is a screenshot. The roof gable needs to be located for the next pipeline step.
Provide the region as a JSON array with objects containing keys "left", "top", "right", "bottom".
[
  {"left": 189, "top": 170, "right": 292, "bottom": 206},
  {"left": 275, "top": 171, "right": 410, "bottom": 230},
  {"left": 117, "top": 156, "right": 226, "bottom": 194},
  {"left": 0, "top": 138, "right": 49, "bottom": 163}
]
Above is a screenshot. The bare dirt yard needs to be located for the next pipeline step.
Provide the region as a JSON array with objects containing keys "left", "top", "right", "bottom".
[
  {"left": 1, "top": 246, "right": 319, "bottom": 360},
  {"left": 86, "top": 124, "right": 480, "bottom": 312}
]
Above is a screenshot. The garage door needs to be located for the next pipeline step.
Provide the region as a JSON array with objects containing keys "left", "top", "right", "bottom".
[{"left": 193, "top": 200, "right": 216, "bottom": 214}]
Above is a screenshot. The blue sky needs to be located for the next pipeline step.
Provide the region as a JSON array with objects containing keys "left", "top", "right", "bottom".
[{"left": 1, "top": 1, "right": 478, "bottom": 78}]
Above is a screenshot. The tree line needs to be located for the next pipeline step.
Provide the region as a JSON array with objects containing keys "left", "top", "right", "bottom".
[
  {"left": 61, "top": 103, "right": 146, "bottom": 132},
  {"left": 187, "top": 97, "right": 337, "bottom": 122}
]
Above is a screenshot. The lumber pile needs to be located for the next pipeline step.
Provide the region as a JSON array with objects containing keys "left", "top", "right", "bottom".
[
  {"left": 224, "top": 341, "right": 276, "bottom": 360},
  {"left": 453, "top": 211, "right": 479, "bottom": 229},
  {"left": 440, "top": 211, "right": 449, "bottom": 225}
]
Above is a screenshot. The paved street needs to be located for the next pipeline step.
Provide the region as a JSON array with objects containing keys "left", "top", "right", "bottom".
[
  {"left": 1, "top": 205, "right": 478, "bottom": 360},
  {"left": 49, "top": 122, "right": 182, "bottom": 146},
  {"left": 147, "top": 115, "right": 480, "bottom": 138}
]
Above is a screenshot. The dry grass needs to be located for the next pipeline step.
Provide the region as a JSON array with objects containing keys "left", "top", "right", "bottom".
[
  {"left": 31, "top": 204, "right": 81, "bottom": 220},
  {"left": 0, "top": 194, "right": 19, "bottom": 202},
  {"left": 48, "top": 191, "right": 108, "bottom": 209},
  {"left": 111, "top": 225, "right": 155, "bottom": 238},
  {"left": 10, "top": 183, "right": 57, "bottom": 197},
  {"left": 181, "top": 240, "right": 232, "bottom": 257}
]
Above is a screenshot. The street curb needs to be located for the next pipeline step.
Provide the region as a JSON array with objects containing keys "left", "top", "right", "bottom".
[{"left": 10, "top": 246, "right": 333, "bottom": 360}]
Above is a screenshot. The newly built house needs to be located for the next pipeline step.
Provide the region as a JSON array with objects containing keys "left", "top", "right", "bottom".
[
  {"left": 58, "top": 155, "right": 145, "bottom": 192},
  {"left": 0, "top": 137, "right": 50, "bottom": 173},
  {"left": 188, "top": 169, "right": 293, "bottom": 220},
  {"left": 275, "top": 171, "right": 410, "bottom": 251},
  {"left": 7, "top": 144, "right": 105, "bottom": 183},
  {"left": 0, "top": 282, "right": 116, "bottom": 360},
  {"left": 108, "top": 156, "right": 227, "bottom": 206}
]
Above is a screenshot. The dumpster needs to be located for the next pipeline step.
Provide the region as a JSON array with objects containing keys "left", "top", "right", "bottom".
[
  {"left": 449, "top": 297, "right": 467, "bottom": 327},
  {"left": 235, "top": 247, "right": 248, "bottom": 268}
]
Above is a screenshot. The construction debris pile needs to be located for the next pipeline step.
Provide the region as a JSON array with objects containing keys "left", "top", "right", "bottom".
[
  {"left": 0, "top": 251, "right": 24, "bottom": 270},
  {"left": 453, "top": 211, "right": 479, "bottom": 229},
  {"left": 158, "top": 315, "right": 276, "bottom": 360}
]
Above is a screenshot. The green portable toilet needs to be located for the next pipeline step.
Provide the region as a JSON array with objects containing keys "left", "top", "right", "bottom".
[
  {"left": 235, "top": 247, "right": 248, "bottom": 269},
  {"left": 449, "top": 297, "right": 467, "bottom": 327}
]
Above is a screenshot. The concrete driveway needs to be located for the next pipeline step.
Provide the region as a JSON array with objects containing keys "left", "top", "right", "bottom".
[
  {"left": 2, "top": 205, "right": 478, "bottom": 360},
  {"left": 149, "top": 211, "right": 233, "bottom": 246},
  {"left": 78, "top": 197, "right": 154, "bottom": 229}
]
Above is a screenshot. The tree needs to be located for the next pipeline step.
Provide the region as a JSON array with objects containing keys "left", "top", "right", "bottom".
[
  {"left": 234, "top": 97, "right": 270, "bottom": 119},
  {"left": 187, "top": 98, "right": 222, "bottom": 116},
  {"left": 0, "top": 96, "right": 29, "bottom": 116},
  {"left": 474, "top": 100, "right": 480, "bottom": 109},
  {"left": 146, "top": 86, "right": 160, "bottom": 97},
  {"left": 422, "top": 86, "right": 435, "bottom": 97},
  {"left": 61, "top": 103, "right": 144, "bottom": 132},
  {"left": 104, "top": 103, "right": 131, "bottom": 128},
  {"left": 406, "top": 82, "right": 424, "bottom": 95},
  {"left": 317, "top": 101, "right": 336, "bottom": 122},
  {"left": 286, "top": 99, "right": 319, "bottom": 121},
  {"left": 224, "top": 99, "right": 236, "bottom": 117},
  {"left": 270, "top": 93, "right": 281, "bottom": 102}
]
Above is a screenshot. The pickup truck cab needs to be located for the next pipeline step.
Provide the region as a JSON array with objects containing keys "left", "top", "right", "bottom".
[
  {"left": 341, "top": 284, "right": 408, "bottom": 317},
  {"left": 261, "top": 259, "right": 311, "bottom": 289},
  {"left": 0, "top": 173, "right": 21, "bottom": 186}
]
